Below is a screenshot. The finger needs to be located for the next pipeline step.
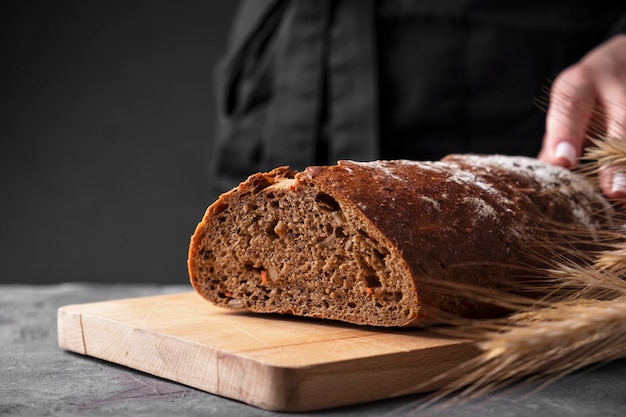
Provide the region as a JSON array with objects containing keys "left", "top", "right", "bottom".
[
  {"left": 600, "top": 83, "right": 626, "bottom": 141},
  {"left": 540, "top": 66, "right": 596, "bottom": 167},
  {"left": 590, "top": 35, "right": 626, "bottom": 140},
  {"left": 596, "top": 82, "right": 626, "bottom": 200},
  {"left": 598, "top": 167, "right": 626, "bottom": 199}
]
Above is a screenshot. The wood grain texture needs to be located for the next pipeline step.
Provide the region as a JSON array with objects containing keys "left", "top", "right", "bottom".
[{"left": 57, "top": 292, "right": 480, "bottom": 411}]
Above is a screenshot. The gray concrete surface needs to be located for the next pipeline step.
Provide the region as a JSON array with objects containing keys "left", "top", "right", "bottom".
[{"left": 1, "top": 283, "right": 625, "bottom": 417}]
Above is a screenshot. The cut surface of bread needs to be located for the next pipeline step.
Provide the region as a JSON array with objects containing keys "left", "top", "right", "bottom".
[{"left": 188, "top": 155, "right": 613, "bottom": 327}]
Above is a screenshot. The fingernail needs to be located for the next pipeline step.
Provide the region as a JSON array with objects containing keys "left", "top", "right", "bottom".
[
  {"left": 555, "top": 142, "right": 577, "bottom": 166},
  {"left": 611, "top": 172, "right": 626, "bottom": 194}
]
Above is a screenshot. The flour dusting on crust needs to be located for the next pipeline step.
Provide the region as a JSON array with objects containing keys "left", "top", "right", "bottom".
[
  {"left": 448, "top": 154, "right": 609, "bottom": 229},
  {"left": 348, "top": 155, "right": 609, "bottom": 231}
]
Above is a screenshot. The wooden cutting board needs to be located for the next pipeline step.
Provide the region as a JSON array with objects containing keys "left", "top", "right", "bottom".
[{"left": 57, "top": 291, "right": 480, "bottom": 412}]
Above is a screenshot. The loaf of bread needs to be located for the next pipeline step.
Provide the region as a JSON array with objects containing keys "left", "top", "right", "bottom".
[{"left": 188, "top": 155, "right": 613, "bottom": 327}]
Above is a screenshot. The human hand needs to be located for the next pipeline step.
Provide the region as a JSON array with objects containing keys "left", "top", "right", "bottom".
[{"left": 538, "top": 34, "right": 626, "bottom": 199}]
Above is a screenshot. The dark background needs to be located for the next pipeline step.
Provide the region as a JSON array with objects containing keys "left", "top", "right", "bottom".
[{"left": 1, "top": 1, "right": 238, "bottom": 285}]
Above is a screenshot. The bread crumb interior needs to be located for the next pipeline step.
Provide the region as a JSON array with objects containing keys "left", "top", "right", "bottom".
[{"left": 193, "top": 180, "right": 417, "bottom": 326}]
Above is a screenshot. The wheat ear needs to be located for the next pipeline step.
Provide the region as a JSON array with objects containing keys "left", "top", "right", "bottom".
[{"left": 584, "top": 135, "right": 626, "bottom": 170}]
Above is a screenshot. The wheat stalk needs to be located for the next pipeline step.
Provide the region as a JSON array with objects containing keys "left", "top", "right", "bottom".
[{"left": 406, "top": 273, "right": 626, "bottom": 415}]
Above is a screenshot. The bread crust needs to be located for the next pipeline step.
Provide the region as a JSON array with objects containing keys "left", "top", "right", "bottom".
[{"left": 188, "top": 155, "right": 613, "bottom": 326}]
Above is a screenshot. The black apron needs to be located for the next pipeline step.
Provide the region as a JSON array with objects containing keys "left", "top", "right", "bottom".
[{"left": 209, "top": 0, "right": 626, "bottom": 197}]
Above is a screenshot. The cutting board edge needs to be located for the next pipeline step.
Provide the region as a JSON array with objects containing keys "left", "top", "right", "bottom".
[
  {"left": 267, "top": 341, "right": 482, "bottom": 411},
  {"left": 56, "top": 294, "right": 482, "bottom": 412},
  {"left": 57, "top": 304, "right": 306, "bottom": 411}
]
